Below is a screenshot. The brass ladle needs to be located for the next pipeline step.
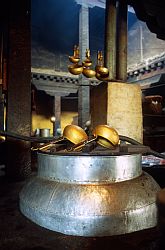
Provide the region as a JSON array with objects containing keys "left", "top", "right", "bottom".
[
  {"left": 92, "top": 124, "right": 119, "bottom": 148},
  {"left": 69, "top": 124, "right": 119, "bottom": 151},
  {"left": 31, "top": 125, "right": 88, "bottom": 151}
]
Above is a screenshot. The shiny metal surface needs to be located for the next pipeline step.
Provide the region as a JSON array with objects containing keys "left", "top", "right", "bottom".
[
  {"left": 37, "top": 153, "right": 142, "bottom": 183},
  {"left": 62, "top": 124, "right": 88, "bottom": 144},
  {"left": 82, "top": 68, "right": 96, "bottom": 78},
  {"left": 68, "top": 64, "right": 83, "bottom": 75},
  {"left": 20, "top": 151, "right": 160, "bottom": 236},
  {"left": 32, "top": 125, "right": 88, "bottom": 151},
  {"left": 92, "top": 125, "right": 119, "bottom": 148},
  {"left": 40, "top": 128, "right": 50, "bottom": 137},
  {"left": 20, "top": 172, "right": 160, "bottom": 236}
]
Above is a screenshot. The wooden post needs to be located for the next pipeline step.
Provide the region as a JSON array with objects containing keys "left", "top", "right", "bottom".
[
  {"left": 116, "top": 0, "right": 128, "bottom": 81},
  {"left": 6, "top": 0, "right": 31, "bottom": 180},
  {"left": 104, "top": 0, "right": 117, "bottom": 80},
  {"left": 0, "top": 33, "right": 4, "bottom": 130}
]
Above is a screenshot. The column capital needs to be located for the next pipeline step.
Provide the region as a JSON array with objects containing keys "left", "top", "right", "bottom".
[{"left": 75, "top": 0, "right": 101, "bottom": 8}]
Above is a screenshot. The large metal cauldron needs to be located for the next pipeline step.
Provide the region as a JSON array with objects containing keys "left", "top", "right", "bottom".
[{"left": 19, "top": 152, "right": 160, "bottom": 236}]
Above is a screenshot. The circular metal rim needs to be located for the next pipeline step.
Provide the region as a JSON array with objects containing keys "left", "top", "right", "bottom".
[{"left": 37, "top": 153, "right": 142, "bottom": 183}]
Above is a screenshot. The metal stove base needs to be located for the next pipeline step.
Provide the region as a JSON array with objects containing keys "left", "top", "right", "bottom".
[
  {"left": 20, "top": 200, "right": 157, "bottom": 237},
  {"left": 19, "top": 172, "right": 160, "bottom": 237}
]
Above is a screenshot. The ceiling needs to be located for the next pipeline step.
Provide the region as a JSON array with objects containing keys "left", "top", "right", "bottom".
[
  {"left": 127, "top": 0, "right": 165, "bottom": 40},
  {"left": 75, "top": 0, "right": 165, "bottom": 40},
  {"left": 31, "top": 0, "right": 165, "bottom": 59}
]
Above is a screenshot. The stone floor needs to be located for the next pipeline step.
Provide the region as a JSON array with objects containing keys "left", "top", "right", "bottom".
[{"left": 0, "top": 173, "right": 165, "bottom": 250}]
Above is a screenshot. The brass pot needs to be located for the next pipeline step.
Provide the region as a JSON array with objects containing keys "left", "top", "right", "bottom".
[
  {"left": 95, "top": 65, "right": 109, "bottom": 77},
  {"left": 96, "top": 72, "right": 111, "bottom": 81},
  {"left": 82, "top": 68, "right": 96, "bottom": 78},
  {"left": 69, "top": 56, "right": 80, "bottom": 64},
  {"left": 82, "top": 59, "right": 92, "bottom": 68},
  {"left": 68, "top": 64, "right": 83, "bottom": 75}
]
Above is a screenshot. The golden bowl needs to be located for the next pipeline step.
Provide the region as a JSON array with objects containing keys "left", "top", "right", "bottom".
[
  {"left": 82, "top": 59, "right": 92, "bottom": 67},
  {"left": 63, "top": 124, "right": 88, "bottom": 144},
  {"left": 92, "top": 124, "right": 119, "bottom": 148},
  {"left": 82, "top": 68, "right": 96, "bottom": 78},
  {"left": 95, "top": 65, "right": 109, "bottom": 77},
  {"left": 68, "top": 64, "right": 83, "bottom": 75},
  {"left": 95, "top": 72, "right": 109, "bottom": 81},
  {"left": 69, "top": 56, "right": 80, "bottom": 64}
]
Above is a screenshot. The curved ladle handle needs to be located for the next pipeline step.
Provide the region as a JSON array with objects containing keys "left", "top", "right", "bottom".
[
  {"left": 31, "top": 137, "right": 64, "bottom": 151},
  {"left": 68, "top": 137, "right": 97, "bottom": 152}
]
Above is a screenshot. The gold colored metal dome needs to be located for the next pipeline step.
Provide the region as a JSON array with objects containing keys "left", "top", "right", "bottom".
[
  {"left": 95, "top": 65, "right": 109, "bottom": 77},
  {"left": 63, "top": 125, "right": 88, "bottom": 144},
  {"left": 68, "top": 64, "right": 83, "bottom": 75},
  {"left": 69, "top": 56, "right": 80, "bottom": 64},
  {"left": 92, "top": 124, "right": 119, "bottom": 148},
  {"left": 82, "top": 68, "right": 96, "bottom": 78}
]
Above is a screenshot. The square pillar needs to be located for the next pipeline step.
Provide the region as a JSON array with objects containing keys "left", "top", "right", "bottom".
[
  {"left": 78, "top": 4, "right": 90, "bottom": 128},
  {"left": 91, "top": 82, "right": 143, "bottom": 143}
]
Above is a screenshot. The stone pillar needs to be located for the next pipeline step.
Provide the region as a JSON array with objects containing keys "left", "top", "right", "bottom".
[
  {"left": 6, "top": 0, "right": 31, "bottom": 180},
  {"left": 78, "top": 4, "right": 90, "bottom": 128},
  {"left": 53, "top": 95, "right": 61, "bottom": 136}
]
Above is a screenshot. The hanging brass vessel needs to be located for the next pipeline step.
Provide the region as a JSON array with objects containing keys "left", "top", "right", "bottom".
[
  {"left": 82, "top": 49, "right": 92, "bottom": 67},
  {"left": 68, "top": 63, "right": 83, "bottom": 75},
  {"left": 69, "top": 45, "right": 80, "bottom": 63},
  {"left": 95, "top": 51, "right": 109, "bottom": 79},
  {"left": 83, "top": 59, "right": 92, "bottom": 67},
  {"left": 95, "top": 72, "right": 110, "bottom": 81},
  {"left": 82, "top": 49, "right": 95, "bottom": 78},
  {"left": 95, "top": 65, "right": 109, "bottom": 77},
  {"left": 82, "top": 67, "right": 96, "bottom": 78},
  {"left": 69, "top": 57, "right": 80, "bottom": 64},
  {"left": 68, "top": 45, "right": 83, "bottom": 75}
]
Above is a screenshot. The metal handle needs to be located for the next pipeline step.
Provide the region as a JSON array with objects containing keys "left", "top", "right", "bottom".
[
  {"left": 31, "top": 137, "right": 64, "bottom": 151},
  {"left": 68, "top": 137, "right": 97, "bottom": 152}
]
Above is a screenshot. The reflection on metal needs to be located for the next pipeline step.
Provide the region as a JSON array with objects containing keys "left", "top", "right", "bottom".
[
  {"left": 20, "top": 153, "right": 160, "bottom": 236},
  {"left": 92, "top": 124, "right": 119, "bottom": 148},
  {"left": 31, "top": 125, "right": 88, "bottom": 151},
  {"left": 68, "top": 45, "right": 83, "bottom": 75}
]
